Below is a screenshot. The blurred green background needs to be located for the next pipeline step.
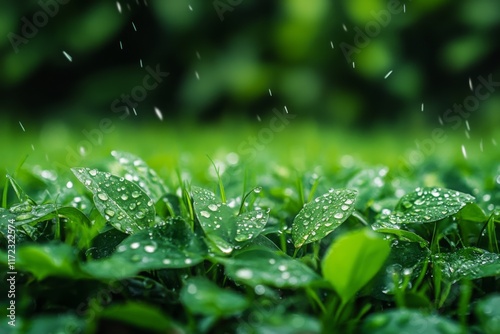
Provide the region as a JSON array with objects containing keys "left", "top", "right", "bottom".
[{"left": 0, "top": 0, "right": 499, "bottom": 176}]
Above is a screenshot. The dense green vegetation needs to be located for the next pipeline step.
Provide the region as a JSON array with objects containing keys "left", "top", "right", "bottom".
[{"left": 1, "top": 136, "right": 500, "bottom": 333}]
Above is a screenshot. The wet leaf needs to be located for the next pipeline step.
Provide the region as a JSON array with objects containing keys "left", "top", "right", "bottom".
[
  {"left": 223, "top": 246, "right": 321, "bottom": 288},
  {"left": 475, "top": 294, "right": 500, "bottom": 334},
  {"left": 98, "top": 302, "right": 174, "bottom": 332},
  {"left": 80, "top": 219, "right": 207, "bottom": 280},
  {"left": 180, "top": 277, "right": 249, "bottom": 317},
  {"left": 191, "top": 186, "right": 268, "bottom": 254},
  {"left": 392, "top": 187, "right": 475, "bottom": 224},
  {"left": 432, "top": 247, "right": 500, "bottom": 283},
  {"left": 322, "top": 229, "right": 390, "bottom": 304},
  {"left": 346, "top": 167, "right": 388, "bottom": 210},
  {"left": 72, "top": 167, "right": 155, "bottom": 234},
  {"left": 292, "top": 189, "right": 358, "bottom": 248},
  {"left": 15, "top": 243, "right": 84, "bottom": 280},
  {"left": 111, "top": 150, "right": 168, "bottom": 201},
  {"left": 362, "top": 309, "right": 462, "bottom": 334}
]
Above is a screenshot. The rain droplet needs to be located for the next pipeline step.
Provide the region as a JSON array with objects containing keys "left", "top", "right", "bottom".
[
  {"left": 384, "top": 70, "right": 393, "bottom": 79},
  {"left": 121, "top": 194, "right": 128, "bottom": 200},
  {"left": 162, "top": 259, "right": 171, "bottom": 265},
  {"left": 334, "top": 212, "right": 344, "bottom": 219},
  {"left": 136, "top": 211, "right": 145, "bottom": 219},
  {"left": 184, "top": 258, "right": 193, "bottom": 265},
  {"left": 131, "top": 191, "right": 141, "bottom": 198},
  {"left": 235, "top": 268, "right": 253, "bottom": 279},
  {"left": 144, "top": 244, "right": 156, "bottom": 253},
  {"left": 89, "top": 169, "right": 98, "bottom": 176},
  {"left": 461, "top": 145, "right": 467, "bottom": 159},
  {"left": 62, "top": 50, "right": 72, "bottom": 62},
  {"left": 130, "top": 242, "right": 140, "bottom": 249},
  {"left": 207, "top": 204, "right": 218, "bottom": 211},
  {"left": 105, "top": 209, "right": 115, "bottom": 217},
  {"left": 254, "top": 187, "right": 262, "bottom": 194},
  {"left": 154, "top": 107, "right": 163, "bottom": 121},
  {"left": 200, "top": 211, "right": 210, "bottom": 218},
  {"left": 97, "top": 193, "right": 108, "bottom": 201}
]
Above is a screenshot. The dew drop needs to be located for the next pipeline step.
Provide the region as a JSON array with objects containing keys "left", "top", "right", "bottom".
[
  {"left": 334, "top": 212, "right": 344, "bottom": 219},
  {"left": 130, "top": 242, "right": 140, "bottom": 249},
  {"left": 121, "top": 194, "right": 128, "bottom": 200},
  {"left": 144, "top": 244, "right": 156, "bottom": 253},
  {"left": 131, "top": 191, "right": 141, "bottom": 198},
  {"left": 200, "top": 211, "right": 211, "bottom": 218},
  {"left": 208, "top": 204, "right": 218, "bottom": 211},
  {"left": 105, "top": 209, "right": 115, "bottom": 217},
  {"left": 97, "top": 193, "right": 108, "bottom": 201},
  {"left": 235, "top": 268, "right": 253, "bottom": 279},
  {"left": 89, "top": 169, "right": 98, "bottom": 176},
  {"left": 136, "top": 211, "right": 145, "bottom": 219}
]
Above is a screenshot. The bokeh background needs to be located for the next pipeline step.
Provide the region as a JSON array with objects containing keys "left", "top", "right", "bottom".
[{"left": 1, "top": 0, "right": 500, "bottom": 175}]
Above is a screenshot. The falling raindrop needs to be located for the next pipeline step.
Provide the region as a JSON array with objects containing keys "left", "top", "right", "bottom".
[
  {"left": 18, "top": 121, "right": 26, "bottom": 132},
  {"left": 330, "top": 41, "right": 334, "bottom": 49},
  {"left": 62, "top": 51, "right": 72, "bottom": 62},
  {"left": 352, "top": 61, "right": 355, "bottom": 68},
  {"left": 461, "top": 145, "right": 467, "bottom": 159},
  {"left": 469, "top": 77, "right": 473, "bottom": 91},
  {"left": 284, "top": 105, "right": 289, "bottom": 114},
  {"left": 119, "top": 41, "right": 123, "bottom": 50},
  {"left": 195, "top": 71, "right": 200, "bottom": 80},
  {"left": 342, "top": 23, "right": 348, "bottom": 32},
  {"left": 116, "top": 1, "right": 122, "bottom": 13},
  {"left": 492, "top": 138, "right": 497, "bottom": 146},
  {"left": 438, "top": 116, "right": 444, "bottom": 125},
  {"left": 465, "top": 130, "right": 470, "bottom": 139},
  {"left": 384, "top": 70, "right": 393, "bottom": 79},
  {"left": 132, "top": 108, "right": 137, "bottom": 115},
  {"left": 154, "top": 107, "right": 163, "bottom": 121},
  {"left": 196, "top": 51, "right": 201, "bottom": 59},
  {"left": 31, "top": 144, "right": 35, "bottom": 151},
  {"left": 403, "top": 4, "right": 406, "bottom": 13},
  {"left": 465, "top": 120, "right": 470, "bottom": 131},
  {"left": 188, "top": 4, "right": 193, "bottom": 11},
  {"left": 421, "top": 103, "right": 424, "bottom": 112},
  {"left": 256, "top": 115, "right": 261, "bottom": 122},
  {"left": 268, "top": 88, "right": 272, "bottom": 96},
  {"left": 131, "top": 21, "right": 137, "bottom": 31}
]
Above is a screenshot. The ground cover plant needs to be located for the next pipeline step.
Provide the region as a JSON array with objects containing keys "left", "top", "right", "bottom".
[{"left": 1, "top": 148, "right": 500, "bottom": 334}]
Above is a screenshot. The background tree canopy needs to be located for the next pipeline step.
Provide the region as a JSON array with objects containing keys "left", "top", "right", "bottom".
[{"left": 1, "top": 0, "right": 499, "bottom": 130}]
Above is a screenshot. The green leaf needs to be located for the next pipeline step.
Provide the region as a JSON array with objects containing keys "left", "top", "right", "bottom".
[
  {"left": 223, "top": 247, "right": 321, "bottom": 288},
  {"left": 111, "top": 150, "right": 168, "bottom": 201},
  {"left": 191, "top": 186, "right": 268, "bottom": 254},
  {"left": 180, "top": 277, "right": 249, "bottom": 317},
  {"left": 292, "top": 189, "right": 358, "bottom": 248},
  {"left": 392, "top": 187, "right": 475, "bottom": 224},
  {"left": 475, "top": 294, "right": 500, "bottom": 334},
  {"left": 372, "top": 216, "right": 429, "bottom": 247},
  {"left": 71, "top": 167, "right": 155, "bottom": 234},
  {"left": 80, "top": 219, "right": 207, "bottom": 280},
  {"left": 432, "top": 247, "right": 500, "bottom": 283},
  {"left": 99, "top": 302, "right": 174, "bottom": 332},
  {"left": 23, "top": 314, "right": 87, "bottom": 334},
  {"left": 322, "top": 229, "right": 390, "bottom": 304},
  {"left": 362, "top": 309, "right": 462, "bottom": 334},
  {"left": 15, "top": 243, "right": 84, "bottom": 280},
  {"left": 346, "top": 167, "right": 388, "bottom": 210}
]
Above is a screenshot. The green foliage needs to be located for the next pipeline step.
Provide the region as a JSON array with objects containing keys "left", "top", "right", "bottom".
[{"left": 1, "top": 151, "right": 500, "bottom": 333}]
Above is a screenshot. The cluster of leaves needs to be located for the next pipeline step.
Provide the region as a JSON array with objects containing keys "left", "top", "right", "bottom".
[{"left": 1, "top": 151, "right": 500, "bottom": 333}]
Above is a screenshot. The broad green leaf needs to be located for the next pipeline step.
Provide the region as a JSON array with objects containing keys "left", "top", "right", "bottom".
[
  {"left": 322, "top": 229, "right": 390, "bottom": 304},
  {"left": 98, "top": 302, "right": 174, "bottom": 332},
  {"left": 237, "top": 313, "right": 321, "bottom": 334},
  {"left": 15, "top": 243, "right": 84, "bottom": 280},
  {"left": 432, "top": 247, "right": 500, "bottom": 283},
  {"left": 368, "top": 241, "right": 430, "bottom": 300},
  {"left": 456, "top": 202, "right": 487, "bottom": 222},
  {"left": 362, "top": 309, "right": 462, "bottom": 334},
  {"left": 180, "top": 277, "right": 249, "bottom": 317},
  {"left": 392, "top": 187, "right": 475, "bottom": 224},
  {"left": 1, "top": 202, "right": 57, "bottom": 226},
  {"left": 112, "top": 218, "right": 206, "bottom": 270},
  {"left": 111, "top": 150, "right": 168, "bottom": 201},
  {"left": 191, "top": 186, "right": 268, "bottom": 254},
  {"left": 80, "top": 256, "right": 138, "bottom": 280},
  {"left": 372, "top": 215, "right": 429, "bottom": 247},
  {"left": 223, "top": 247, "right": 321, "bottom": 288},
  {"left": 87, "top": 227, "right": 128, "bottom": 259},
  {"left": 72, "top": 167, "right": 155, "bottom": 234},
  {"left": 292, "top": 189, "right": 358, "bottom": 248},
  {"left": 346, "top": 167, "right": 388, "bottom": 210},
  {"left": 24, "top": 314, "right": 87, "bottom": 334},
  {"left": 475, "top": 294, "right": 500, "bottom": 334}
]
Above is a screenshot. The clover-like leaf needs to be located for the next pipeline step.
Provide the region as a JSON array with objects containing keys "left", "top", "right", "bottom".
[
  {"left": 72, "top": 167, "right": 155, "bottom": 234},
  {"left": 223, "top": 246, "right": 321, "bottom": 288},
  {"left": 111, "top": 150, "right": 168, "bottom": 201},
  {"left": 432, "top": 247, "right": 500, "bottom": 283},
  {"left": 191, "top": 186, "right": 268, "bottom": 254},
  {"left": 180, "top": 277, "right": 249, "bottom": 317},
  {"left": 292, "top": 189, "right": 357, "bottom": 248},
  {"left": 392, "top": 187, "right": 475, "bottom": 224},
  {"left": 322, "top": 229, "right": 390, "bottom": 305}
]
